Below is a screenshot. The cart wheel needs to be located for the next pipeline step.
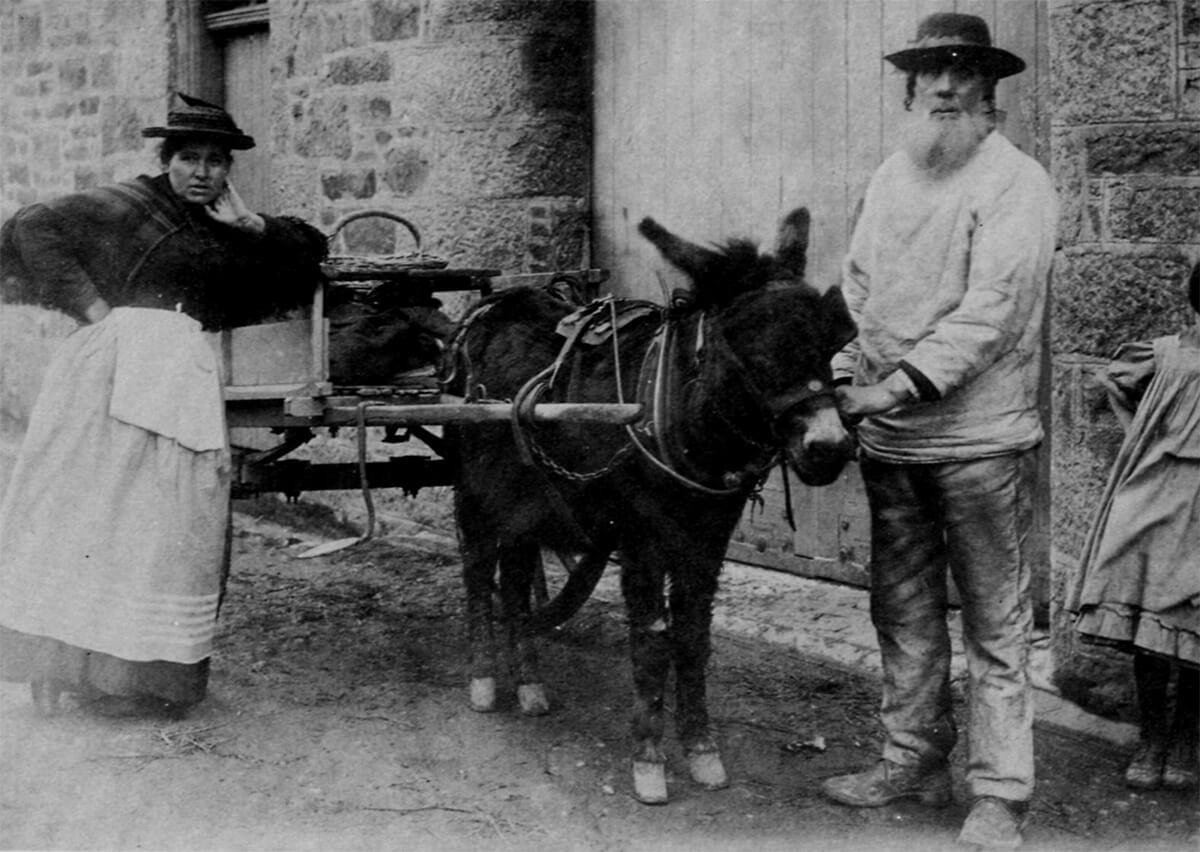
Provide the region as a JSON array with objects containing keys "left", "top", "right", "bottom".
[{"left": 526, "top": 547, "right": 612, "bottom": 634}]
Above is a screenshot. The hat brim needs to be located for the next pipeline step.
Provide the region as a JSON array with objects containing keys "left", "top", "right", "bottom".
[
  {"left": 885, "top": 44, "right": 1026, "bottom": 79},
  {"left": 141, "top": 127, "right": 256, "bottom": 150}
]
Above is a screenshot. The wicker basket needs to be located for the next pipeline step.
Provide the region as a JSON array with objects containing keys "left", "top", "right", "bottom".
[
  {"left": 322, "top": 210, "right": 449, "bottom": 280},
  {"left": 322, "top": 254, "right": 449, "bottom": 280}
]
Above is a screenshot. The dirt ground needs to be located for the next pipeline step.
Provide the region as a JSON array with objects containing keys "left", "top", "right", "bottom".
[{"left": 1, "top": 495, "right": 1197, "bottom": 852}]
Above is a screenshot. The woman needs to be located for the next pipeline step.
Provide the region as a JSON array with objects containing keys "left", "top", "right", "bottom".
[
  {"left": 1071, "top": 264, "right": 1200, "bottom": 791},
  {"left": 0, "top": 93, "right": 327, "bottom": 719}
]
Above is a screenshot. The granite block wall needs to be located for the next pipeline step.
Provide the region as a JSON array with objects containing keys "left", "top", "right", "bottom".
[
  {"left": 0, "top": 0, "right": 174, "bottom": 431},
  {"left": 1, "top": 0, "right": 593, "bottom": 430},
  {"left": 1049, "top": 0, "right": 1200, "bottom": 718},
  {"left": 269, "top": 0, "right": 592, "bottom": 273}
]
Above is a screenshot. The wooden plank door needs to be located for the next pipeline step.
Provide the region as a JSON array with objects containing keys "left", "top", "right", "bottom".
[
  {"left": 202, "top": 2, "right": 277, "bottom": 455},
  {"left": 221, "top": 27, "right": 272, "bottom": 212}
]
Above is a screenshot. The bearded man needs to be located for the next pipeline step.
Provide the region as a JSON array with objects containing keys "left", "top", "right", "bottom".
[{"left": 821, "top": 13, "right": 1058, "bottom": 850}]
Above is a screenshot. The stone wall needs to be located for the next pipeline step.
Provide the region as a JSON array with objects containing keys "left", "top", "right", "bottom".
[
  {"left": 1048, "top": 0, "right": 1200, "bottom": 718},
  {"left": 0, "top": 0, "right": 593, "bottom": 431},
  {"left": 0, "top": 0, "right": 170, "bottom": 219},
  {"left": 271, "top": 0, "right": 592, "bottom": 273},
  {"left": 0, "top": 0, "right": 174, "bottom": 431}
]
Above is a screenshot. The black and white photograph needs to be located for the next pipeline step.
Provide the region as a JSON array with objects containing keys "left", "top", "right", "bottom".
[{"left": 0, "top": 1, "right": 1197, "bottom": 849}]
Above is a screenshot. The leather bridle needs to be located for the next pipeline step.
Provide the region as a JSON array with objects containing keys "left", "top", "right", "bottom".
[
  {"left": 697, "top": 311, "right": 837, "bottom": 444},
  {"left": 459, "top": 289, "right": 836, "bottom": 500},
  {"left": 625, "top": 304, "right": 834, "bottom": 497}
]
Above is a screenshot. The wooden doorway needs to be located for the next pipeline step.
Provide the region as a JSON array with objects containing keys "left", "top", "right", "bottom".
[
  {"left": 592, "top": 0, "right": 1052, "bottom": 603},
  {"left": 205, "top": 1, "right": 272, "bottom": 212},
  {"left": 170, "top": 1, "right": 273, "bottom": 211}
]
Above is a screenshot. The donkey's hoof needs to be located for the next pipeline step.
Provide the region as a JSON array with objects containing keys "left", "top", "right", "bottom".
[
  {"left": 517, "top": 683, "right": 550, "bottom": 716},
  {"left": 687, "top": 750, "right": 729, "bottom": 790},
  {"left": 468, "top": 677, "right": 497, "bottom": 712},
  {"left": 632, "top": 760, "right": 669, "bottom": 804}
]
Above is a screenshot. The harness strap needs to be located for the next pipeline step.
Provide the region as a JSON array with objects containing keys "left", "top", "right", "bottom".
[
  {"left": 767, "top": 381, "right": 837, "bottom": 422},
  {"left": 623, "top": 319, "right": 754, "bottom": 497},
  {"left": 545, "top": 297, "right": 615, "bottom": 391},
  {"left": 439, "top": 300, "right": 497, "bottom": 395},
  {"left": 779, "top": 457, "right": 797, "bottom": 532},
  {"left": 508, "top": 296, "right": 782, "bottom": 499},
  {"left": 508, "top": 298, "right": 636, "bottom": 550},
  {"left": 511, "top": 365, "right": 553, "bottom": 466},
  {"left": 702, "top": 318, "right": 836, "bottom": 430}
]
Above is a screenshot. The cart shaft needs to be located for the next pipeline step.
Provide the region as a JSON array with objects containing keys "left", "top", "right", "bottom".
[{"left": 306, "top": 399, "right": 644, "bottom": 426}]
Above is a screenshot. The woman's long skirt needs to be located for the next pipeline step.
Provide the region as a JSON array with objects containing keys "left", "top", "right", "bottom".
[{"left": 0, "top": 308, "right": 230, "bottom": 704}]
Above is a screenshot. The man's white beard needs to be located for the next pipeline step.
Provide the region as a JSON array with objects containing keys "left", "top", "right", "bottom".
[{"left": 901, "top": 108, "right": 993, "bottom": 175}]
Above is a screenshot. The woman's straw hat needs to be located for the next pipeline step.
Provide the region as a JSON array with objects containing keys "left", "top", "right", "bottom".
[{"left": 141, "top": 92, "right": 256, "bottom": 150}]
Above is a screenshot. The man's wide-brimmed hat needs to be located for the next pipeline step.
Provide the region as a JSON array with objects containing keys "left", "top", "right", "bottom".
[
  {"left": 885, "top": 12, "right": 1025, "bottom": 79},
  {"left": 141, "top": 92, "right": 255, "bottom": 150}
]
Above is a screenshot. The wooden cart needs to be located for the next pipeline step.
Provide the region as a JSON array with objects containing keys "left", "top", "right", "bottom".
[{"left": 221, "top": 212, "right": 635, "bottom": 590}]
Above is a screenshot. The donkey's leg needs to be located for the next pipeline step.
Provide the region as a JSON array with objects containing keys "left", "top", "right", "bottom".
[
  {"left": 670, "top": 558, "right": 728, "bottom": 790},
  {"left": 464, "top": 558, "right": 499, "bottom": 712},
  {"left": 499, "top": 541, "right": 550, "bottom": 716},
  {"left": 457, "top": 501, "right": 501, "bottom": 712},
  {"left": 622, "top": 554, "right": 672, "bottom": 804}
]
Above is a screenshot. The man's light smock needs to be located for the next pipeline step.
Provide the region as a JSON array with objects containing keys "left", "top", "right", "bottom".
[{"left": 832, "top": 131, "right": 1058, "bottom": 462}]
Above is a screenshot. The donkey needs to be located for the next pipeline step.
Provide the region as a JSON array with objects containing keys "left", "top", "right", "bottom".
[{"left": 445, "top": 208, "right": 856, "bottom": 804}]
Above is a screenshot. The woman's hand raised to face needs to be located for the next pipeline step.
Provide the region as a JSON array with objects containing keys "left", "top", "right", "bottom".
[{"left": 205, "top": 181, "right": 265, "bottom": 236}]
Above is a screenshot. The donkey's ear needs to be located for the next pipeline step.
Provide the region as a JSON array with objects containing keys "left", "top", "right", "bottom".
[
  {"left": 639, "top": 217, "right": 724, "bottom": 279},
  {"left": 776, "top": 208, "right": 810, "bottom": 277}
]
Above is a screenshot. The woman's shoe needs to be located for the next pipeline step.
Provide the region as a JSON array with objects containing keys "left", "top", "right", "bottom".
[{"left": 1124, "top": 737, "right": 1168, "bottom": 790}]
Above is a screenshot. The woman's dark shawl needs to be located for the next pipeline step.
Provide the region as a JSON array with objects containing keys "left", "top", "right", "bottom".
[{"left": 0, "top": 175, "right": 326, "bottom": 330}]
